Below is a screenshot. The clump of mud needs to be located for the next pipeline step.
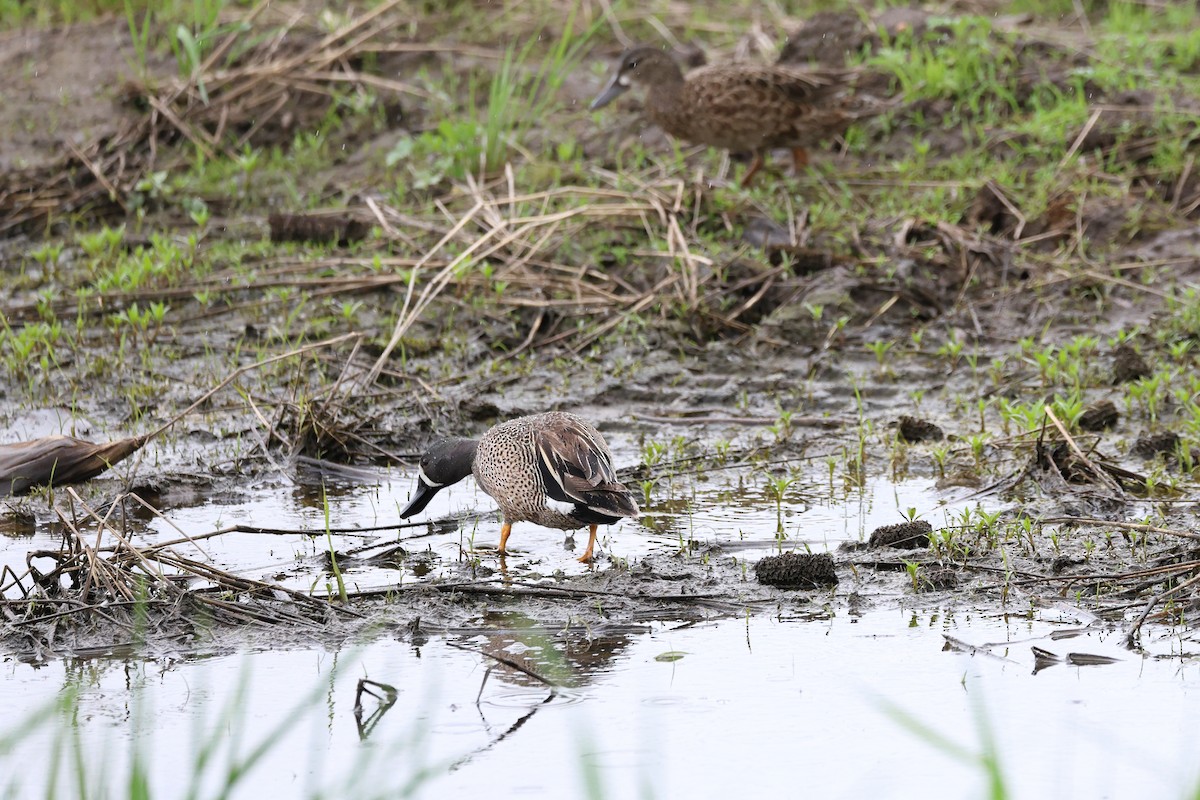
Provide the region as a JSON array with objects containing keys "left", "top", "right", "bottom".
[
  {"left": 897, "top": 416, "right": 945, "bottom": 442},
  {"left": 268, "top": 212, "right": 371, "bottom": 245},
  {"left": 1079, "top": 400, "right": 1119, "bottom": 432},
  {"left": 1112, "top": 344, "right": 1152, "bottom": 383},
  {"left": 754, "top": 552, "right": 838, "bottom": 589},
  {"left": 1133, "top": 431, "right": 1179, "bottom": 459},
  {"left": 868, "top": 520, "right": 933, "bottom": 549}
]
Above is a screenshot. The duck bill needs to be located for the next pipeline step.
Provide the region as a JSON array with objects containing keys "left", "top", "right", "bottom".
[
  {"left": 399, "top": 479, "right": 441, "bottom": 518},
  {"left": 589, "top": 75, "right": 628, "bottom": 110}
]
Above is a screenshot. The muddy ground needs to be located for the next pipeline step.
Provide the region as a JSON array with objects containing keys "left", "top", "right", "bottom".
[{"left": 3, "top": 1, "right": 1200, "bottom": 661}]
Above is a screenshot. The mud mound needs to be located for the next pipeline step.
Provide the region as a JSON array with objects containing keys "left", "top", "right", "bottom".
[
  {"left": 755, "top": 552, "right": 838, "bottom": 589},
  {"left": 898, "top": 416, "right": 944, "bottom": 442},
  {"left": 1079, "top": 401, "right": 1119, "bottom": 432},
  {"left": 869, "top": 520, "right": 933, "bottom": 549}
]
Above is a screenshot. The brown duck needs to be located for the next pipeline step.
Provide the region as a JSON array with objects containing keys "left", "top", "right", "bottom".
[
  {"left": 590, "top": 46, "right": 868, "bottom": 186},
  {"left": 399, "top": 412, "right": 639, "bottom": 563}
]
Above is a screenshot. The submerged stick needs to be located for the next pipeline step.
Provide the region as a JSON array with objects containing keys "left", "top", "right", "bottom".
[{"left": 354, "top": 677, "right": 399, "bottom": 739}]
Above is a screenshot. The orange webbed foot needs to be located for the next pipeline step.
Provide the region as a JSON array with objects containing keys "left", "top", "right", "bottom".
[
  {"left": 498, "top": 521, "right": 512, "bottom": 555},
  {"left": 577, "top": 524, "right": 599, "bottom": 563}
]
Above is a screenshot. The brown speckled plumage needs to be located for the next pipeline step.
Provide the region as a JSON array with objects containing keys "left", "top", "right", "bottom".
[
  {"left": 399, "top": 412, "right": 638, "bottom": 562},
  {"left": 591, "top": 46, "right": 874, "bottom": 186}
]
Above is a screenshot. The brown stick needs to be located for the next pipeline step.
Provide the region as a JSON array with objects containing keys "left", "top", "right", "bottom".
[{"left": 1040, "top": 516, "right": 1200, "bottom": 542}]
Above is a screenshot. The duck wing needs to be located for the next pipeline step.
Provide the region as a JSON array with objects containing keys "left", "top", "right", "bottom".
[
  {"left": 689, "top": 64, "right": 846, "bottom": 110},
  {"left": 534, "top": 420, "right": 639, "bottom": 520},
  {"left": 673, "top": 65, "right": 857, "bottom": 150}
]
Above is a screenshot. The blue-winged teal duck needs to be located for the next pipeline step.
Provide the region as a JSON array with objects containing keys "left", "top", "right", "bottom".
[
  {"left": 399, "top": 412, "right": 639, "bottom": 562},
  {"left": 590, "top": 46, "right": 868, "bottom": 186}
]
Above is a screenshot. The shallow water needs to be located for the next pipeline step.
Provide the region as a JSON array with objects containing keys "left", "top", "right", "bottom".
[
  {"left": 0, "top": 463, "right": 985, "bottom": 590},
  {"left": 3, "top": 469, "right": 1197, "bottom": 797},
  {"left": 0, "top": 461, "right": 977, "bottom": 596},
  {"left": 3, "top": 609, "right": 1199, "bottom": 797}
]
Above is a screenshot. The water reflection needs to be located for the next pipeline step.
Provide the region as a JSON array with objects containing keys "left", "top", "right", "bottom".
[
  {"left": 457, "top": 611, "right": 637, "bottom": 692},
  {"left": 2, "top": 609, "right": 1199, "bottom": 798},
  {"left": 429, "top": 612, "right": 639, "bottom": 775}
]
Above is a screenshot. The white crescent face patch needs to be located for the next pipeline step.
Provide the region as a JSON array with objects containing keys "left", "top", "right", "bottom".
[
  {"left": 618, "top": 73, "right": 631, "bottom": 87},
  {"left": 419, "top": 465, "right": 443, "bottom": 488}
]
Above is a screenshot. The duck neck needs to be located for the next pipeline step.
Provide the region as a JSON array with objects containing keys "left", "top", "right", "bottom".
[{"left": 644, "top": 70, "right": 687, "bottom": 130}]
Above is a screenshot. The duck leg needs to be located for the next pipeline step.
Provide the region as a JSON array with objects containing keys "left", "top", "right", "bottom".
[
  {"left": 791, "top": 147, "right": 809, "bottom": 174},
  {"left": 739, "top": 152, "right": 765, "bottom": 188},
  {"left": 577, "top": 524, "right": 599, "bottom": 563},
  {"left": 498, "top": 522, "right": 512, "bottom": 554}
]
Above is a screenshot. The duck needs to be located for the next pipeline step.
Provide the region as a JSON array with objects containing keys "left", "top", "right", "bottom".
[
  {"left": 590, "top": 45, "right": 869, "bottom": 186},
  {"left": 399, "top": 412, "right": 639, "bottom": 562}
]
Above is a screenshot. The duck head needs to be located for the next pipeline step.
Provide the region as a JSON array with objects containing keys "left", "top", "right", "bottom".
[
  {"left": 399, "top": 437, "right": 478, "bottom": 518},
  {"left": 589, "top": 46, "right": 683, "bottom": 110}
]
